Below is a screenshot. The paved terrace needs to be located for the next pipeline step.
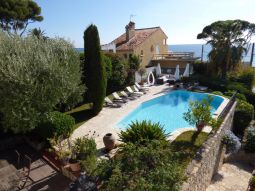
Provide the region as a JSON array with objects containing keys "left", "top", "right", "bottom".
[
  {"left": 71, "top": 84, "right": 173, "bottom": 148},
  {"left": 71, "top": 85, "right": 229, "bottom": 149}
]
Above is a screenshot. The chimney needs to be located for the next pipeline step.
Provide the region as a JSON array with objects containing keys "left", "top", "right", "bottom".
[{"left": 126, "top": 21, "right": 135, "bottom": 41}]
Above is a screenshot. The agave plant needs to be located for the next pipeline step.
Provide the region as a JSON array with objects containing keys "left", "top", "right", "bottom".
[{"left": 119, "top": 120, "right": 168, "bottom": 145}]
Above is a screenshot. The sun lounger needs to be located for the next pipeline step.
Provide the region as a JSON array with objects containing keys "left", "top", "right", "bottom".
[
  {"left": 120, "top": 91, "right": 136, "bottom": 100},
  {"left": 126, "top": 86, "right": 143, "bottom": 96},
  {"left": 133, "top": 86, "right": 145, "bottom": 94},
  {"left": 135, "top": 82, "right": 149, "bottom": 92},
  {"left": 104, "top": 97, "right": 121, "bottom": 108},
  {"left": 112, "top": 92, "right": 127, "bottom": 103}
]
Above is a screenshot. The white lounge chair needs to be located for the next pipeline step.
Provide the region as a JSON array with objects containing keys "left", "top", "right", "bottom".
[
  {"left": 135, "top": 82, "right": 150, "bottom": 92},
  {"left": 126, "top": 86, "right": 143, "bottom": 96},
  {"left": 112, "top": 92, "right": 127, "bottom": 103},
  {"left": 133, "top": 86, "right": 145, "bottom": 94},
  {"left": 104, "top": 97, "right": 121, "bottom": 108},
  {"left": 120, "top": 91, "right": 136, "bottom": 100}
]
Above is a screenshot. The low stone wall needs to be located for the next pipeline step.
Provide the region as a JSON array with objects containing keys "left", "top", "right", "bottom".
[{"left": 181, "top": 101, "right": 237, "bottom": 191}]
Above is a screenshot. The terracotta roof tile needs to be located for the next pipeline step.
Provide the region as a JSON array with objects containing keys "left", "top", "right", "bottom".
[{"left": 112, "top": 27, "right": 160, "bottom": 51}]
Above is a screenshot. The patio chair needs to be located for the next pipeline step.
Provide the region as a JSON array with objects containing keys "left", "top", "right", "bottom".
[
  {"left": 126, "top": 86, "right": 143, "bottom": 96},
  {"left": 119, "top": 91, "right": 136, "bottom": 100},
  {"left": 112, "top": 92, "right": 127, "bottom": 103},
  {"left": 104, "top": 97, "right": 121, "bottom": 108},
  {"left": 135, "top": 82, "right": 150, "bottom": 92}
]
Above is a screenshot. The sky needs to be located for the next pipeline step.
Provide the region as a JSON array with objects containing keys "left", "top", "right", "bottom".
[{"left": 31, "top": 0, "right": 255, "bottom": 48}]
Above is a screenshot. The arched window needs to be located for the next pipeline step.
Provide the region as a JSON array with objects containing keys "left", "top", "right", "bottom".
[{"left": 140, "top": 50, "right": 144, "bottom": 56}]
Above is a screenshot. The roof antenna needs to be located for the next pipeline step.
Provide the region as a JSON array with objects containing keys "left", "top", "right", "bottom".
[{"left": 130, "top": 14, "right": 136, "bottom": 22}]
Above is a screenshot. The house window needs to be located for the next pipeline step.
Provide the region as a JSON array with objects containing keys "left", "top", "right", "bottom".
[
  {"left": 163, "top": 39, "right": 167, "bottom": 45},
  {"left": 150, "top": 45, "right": 154, "bottom": 52},
  {"left": 140, "top": 50, "right": 144, "bottom": 57},
  {"left": 123, "top": 54, "right": 127, "bottom": 59}
]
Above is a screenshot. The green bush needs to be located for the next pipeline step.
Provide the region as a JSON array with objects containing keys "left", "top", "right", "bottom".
[
  {"left": 80, "top": 155, "right": 97, "bottom": 174},
  {"left": 193, "top": 61, "right": 207, "bottom": 75},
  {"left": 102, "top": 54, "right": 112, "bottom": 80},
  {"left": 233, "top": 100, "right": 254, "bottom": 136},
  {"left": 211, "top": 91, "right": 224, "bottom": 96},
  {"left": 46, "top": 111, "right": 75, "bottom": 138},
  {"left": 244, "top": 127, "right": 255, "bottom": 153},
  {"left": 84, "top": 24, "right": 106, "bottom": 115},
  {"left": 245, "top": 92, "right": 255, "bottom": 108},
  {"left": 224, "top": 91, "right": 246, "bottom": 101},
  {"left": 104, "top": 53, "right": 128, "bottom": 94},
  {"left": 119, "top": 120, "right": 168, "bottom": 145},
  {"left": 0, "top": 32, "right": 85, "bottom": 133},
  {"left": 94, "top": 141, "right": 185, "bottom": 191},
  {"left": 226, "top": 82, "right": 249, "bottom": 94},
  {"left": 73, "top": 137, "right": 97, "bottom": 160}
]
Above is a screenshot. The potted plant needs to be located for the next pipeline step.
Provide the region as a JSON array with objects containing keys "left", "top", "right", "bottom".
[
  {"left": 138, "top": 67, "right": 146, "bottom": 85},
  {"left": 183, "top": 96, "right": 213, "bottom": 132},
  {"left": 69, "top": 154, "right": 81, "bottom": 172}
]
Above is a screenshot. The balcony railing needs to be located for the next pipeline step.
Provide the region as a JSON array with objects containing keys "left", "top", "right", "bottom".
[{"left": 152, "top": 52, "right": 196, "bottom": 61}]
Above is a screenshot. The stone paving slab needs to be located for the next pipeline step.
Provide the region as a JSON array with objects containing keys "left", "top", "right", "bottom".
[{"left": 206, "top": 162, "right": 253, "bottom": 191}]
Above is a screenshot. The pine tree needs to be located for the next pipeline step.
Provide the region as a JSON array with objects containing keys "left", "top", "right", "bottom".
[{"left": 84, "top": 24, "right": 106, "bottom": 114}]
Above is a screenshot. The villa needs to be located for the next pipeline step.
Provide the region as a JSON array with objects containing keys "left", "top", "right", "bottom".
[{"left": 102, "top": 21, "right": 199, "bottom": 75}]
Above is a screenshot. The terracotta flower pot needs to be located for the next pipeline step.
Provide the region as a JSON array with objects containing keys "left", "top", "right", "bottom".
[
  {"left": 103, "top": 133, "right": 116, "bottom": 151},
  {"left": 196, "top": 122, "right": 205, "bottom": 132},
  {"left": 69, "top": 159, "right": 81, "bottom": 172}
]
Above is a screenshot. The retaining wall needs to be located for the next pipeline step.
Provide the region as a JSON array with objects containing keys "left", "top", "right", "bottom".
[{"left": 181, "top": 101, "right": 237, "bottom": 191}]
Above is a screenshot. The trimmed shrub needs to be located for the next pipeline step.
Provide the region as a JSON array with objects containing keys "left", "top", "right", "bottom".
[
  {"left": 84, "top": 24, "right": 106, "bottom": 115},
  {"left": 224, "top": 90, "right": 246, "bottom": 101},
  {"left": 46, "top": 111, "right": 75, "bottom": 138},
  {"left": 244, "top": 126, "right": 255, "bottom": 153},
  {"left": 94, "top": 141, "right": 185, "bottom": 191},
  {"left": 211, "top": 91, "right": 224, "bottom": 96},
  {"left": 233, "top": 100, "right": 254, "bottom": 136},
  {"left": 245, "top": 92, "right": 255, "bottom": 108},
  {"left": 119, "top": 120, "right": 168, "bottom": 145}
]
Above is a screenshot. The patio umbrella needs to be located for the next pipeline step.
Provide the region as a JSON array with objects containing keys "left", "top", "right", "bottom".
[
  {"left": 156, "top": 63, "right": 161, "bottom": 76},
  {"left": 174, "top": 65, "right": 180, "bottom": 80},
  {"left": 183, "top": 63, "right": 190, "bottom": 77}
]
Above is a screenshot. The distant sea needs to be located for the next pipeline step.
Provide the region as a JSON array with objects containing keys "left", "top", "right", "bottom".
[{"left": 76, "top": 44, "right": 255, "bottom": 65}]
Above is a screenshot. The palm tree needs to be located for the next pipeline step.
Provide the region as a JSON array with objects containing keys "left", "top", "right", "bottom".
[
  {"left": 197, "top": 20, "right": 255, "bottom": 79},
  {"left": 28, "top": 28, "right": 48, "bottom": 40}
]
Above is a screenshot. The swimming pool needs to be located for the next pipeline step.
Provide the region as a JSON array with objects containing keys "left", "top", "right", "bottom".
[{"left": 117, "top": 90, "right": 224, "bottom": 133}]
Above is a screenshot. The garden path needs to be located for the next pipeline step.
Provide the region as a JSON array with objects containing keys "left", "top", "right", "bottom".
[{"left": 206, "top": 161, "right": 253, "bottom": 191}]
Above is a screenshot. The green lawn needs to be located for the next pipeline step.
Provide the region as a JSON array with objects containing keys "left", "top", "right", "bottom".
[
  {"left": 65, "top": 103, "right": 94, "bottom": 129},
  {"left": 171, "top": 130, "right": 208, "bottom": 169}
]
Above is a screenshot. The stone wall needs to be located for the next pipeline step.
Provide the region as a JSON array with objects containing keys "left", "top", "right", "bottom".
[{"left": 181, "top": 101, "right": 237, "bottom": 191}]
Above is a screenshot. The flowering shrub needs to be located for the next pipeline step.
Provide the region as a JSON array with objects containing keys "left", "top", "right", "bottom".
[{"left": 222, "top": 130, "right": 241, "bottom": 153}]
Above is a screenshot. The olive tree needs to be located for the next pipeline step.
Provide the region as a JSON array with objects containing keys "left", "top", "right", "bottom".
[
  {"left": 197, "top": 20, "right": 255, "bottom": 79},
  {"left": 0, "top": 32, "right": 85, "bottom": 133}
]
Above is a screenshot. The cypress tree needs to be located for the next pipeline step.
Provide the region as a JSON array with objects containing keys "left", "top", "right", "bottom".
[{"left": 84, "top": 24, "right": 106, "bottom": 114}]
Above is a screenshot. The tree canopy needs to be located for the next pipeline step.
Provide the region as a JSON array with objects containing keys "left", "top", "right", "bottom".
[
  {"left": 0, "top": 32, "right": 85, "bottom": 133},
  {"left": 0, "top": 0, "right": 43, "bottom": 36},
  {"left": 197, "top": 20, "right": 255, "bottom": 79}
]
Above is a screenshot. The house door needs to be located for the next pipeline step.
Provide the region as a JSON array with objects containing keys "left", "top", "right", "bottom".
[{"left": 155, "top": 45, "right": 160, "bottom": 54}]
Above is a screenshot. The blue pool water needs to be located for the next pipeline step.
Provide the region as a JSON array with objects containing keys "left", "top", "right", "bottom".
[{"left": 117, "top": 90, "right": 224, "bottom": 133}]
